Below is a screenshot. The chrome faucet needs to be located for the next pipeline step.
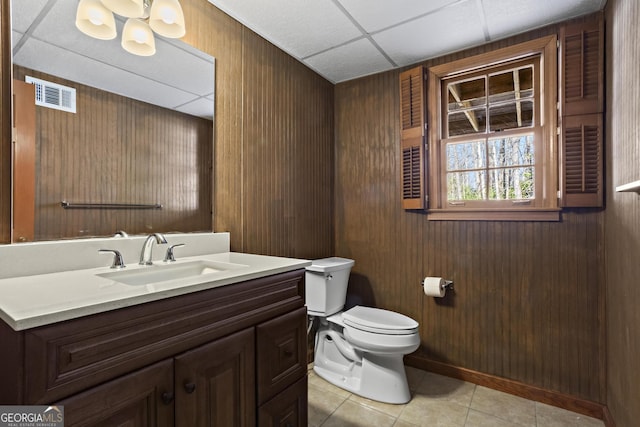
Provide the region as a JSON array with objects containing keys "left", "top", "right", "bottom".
[{"left": 139, "top": 233, "right": 168, "bottom": 265}]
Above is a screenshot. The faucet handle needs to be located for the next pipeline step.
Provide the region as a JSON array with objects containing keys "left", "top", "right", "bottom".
[
  {"left": 164, "top": 244, "right": 185, "bottom": 262},
  {"left": 99, "top": 249, "right": 126, "bottom": 269}
]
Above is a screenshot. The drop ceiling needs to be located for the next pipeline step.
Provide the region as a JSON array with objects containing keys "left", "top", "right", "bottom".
[
  {"left": 11, "top": 0, "right": 215, "bottom": 119},
  {"left": 208, "top": 0, "right": 606, "bottom": 83}
]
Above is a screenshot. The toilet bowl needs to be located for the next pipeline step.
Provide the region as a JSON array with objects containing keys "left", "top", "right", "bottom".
[{"left": 305, "top": 258, "right": 420, "bottom": 404}]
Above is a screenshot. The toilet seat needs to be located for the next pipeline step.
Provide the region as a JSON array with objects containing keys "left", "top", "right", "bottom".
[
  {"left": 342, "top": 306, "right": 419, "bottom": 335},
  {"left": 344, "top": 326, "right": 420, "bottom": 354}
]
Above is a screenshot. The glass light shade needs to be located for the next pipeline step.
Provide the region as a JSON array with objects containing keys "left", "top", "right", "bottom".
[
  {"left": 100, "top": 0, "right": 145, "bottom": 18},
  {"left": 75, "top": 0, "right": 117, "bottom": 40},
  {"left": 149, "top": 0, "right": 186, "bottom": 38},
  {"left": 121, "top": 19, "right": 156, "bottom": 56}
]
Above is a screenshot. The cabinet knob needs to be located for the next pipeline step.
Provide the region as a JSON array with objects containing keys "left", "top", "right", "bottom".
[
  {"left": 161, "top": 391, "right": 174, "bottom": 405},
  {"left": 184, "top": 382, "right": 196, "bottom": 394}
]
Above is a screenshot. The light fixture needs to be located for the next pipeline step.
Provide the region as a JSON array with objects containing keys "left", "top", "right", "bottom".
[
  {"left": 149, "top": 0, "right": 186, "bottom": 38},
  {"left": 75, "top": 0, "right": 185, "bottom": 57},
  {"left": 75, "top": 0, "right": 117, "bottom": 40},
  {"left": 121, "top": 18, "right": 156, "bottom": 56}
]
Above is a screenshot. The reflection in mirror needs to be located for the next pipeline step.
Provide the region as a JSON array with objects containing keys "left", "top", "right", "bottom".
[
  {"left": 12, "top": 0, "right": 214, "bottom": 119},
  {"left": 10, "top": 0, "right": 216, "bottom": 243}
]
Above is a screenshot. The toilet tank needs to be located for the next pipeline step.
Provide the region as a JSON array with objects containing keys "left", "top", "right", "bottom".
[{"left": 305, "top": 257, "right": 354, "bottom": 316}]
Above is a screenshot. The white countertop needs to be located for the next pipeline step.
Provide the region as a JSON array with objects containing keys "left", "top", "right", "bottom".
[{"left": 0, "top": 252, "right": 311, "bottom": 331}]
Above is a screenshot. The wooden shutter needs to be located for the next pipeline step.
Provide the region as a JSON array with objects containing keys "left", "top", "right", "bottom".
[
  {"left": 399, "top": 66, "right": 426, "bottom": 210},
  {"left": 559, "top": 14, "right": 604, "bottom": 207},
  {"left": 561, "top": 114, "right": 603, "bottom": 207}
]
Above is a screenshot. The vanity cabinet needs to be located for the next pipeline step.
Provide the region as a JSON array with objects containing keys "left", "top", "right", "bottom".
[
  {"left": 57, "top": 359, "right": 175, "bottom": 426},
  {"left": 0, "top": 269, "right": 308, "bottom": 426}
]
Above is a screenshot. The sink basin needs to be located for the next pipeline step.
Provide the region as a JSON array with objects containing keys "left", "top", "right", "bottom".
[{"left": 97, "top": 260, "right": 248, "bottom": 286}]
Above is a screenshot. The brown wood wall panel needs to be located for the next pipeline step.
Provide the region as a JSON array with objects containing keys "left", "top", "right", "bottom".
[
  {"left": 335, "top": 17, "right": 606, "bottom": 403},
  {"left": 182, "top": 1, "right": 245, "bottom": 250},
  {"left": 13, "top": 66, "right": 212, "bottom": 240},
  {"left": 604, "top": 0, "right": 640, "bottom": 425},
  {"left": 0, "top": 0, "right": 10, "bottom": 243},
  {"left": 178, "top": 1, "right": 334, "bottom": 259},
  {"left": 241, "top": 30, "right": 334, "bottom": 259}
]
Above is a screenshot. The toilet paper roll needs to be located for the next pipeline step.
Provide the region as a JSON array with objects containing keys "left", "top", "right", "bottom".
[{"left": 423, "top": 277, "right": 446, "bottom": 297}]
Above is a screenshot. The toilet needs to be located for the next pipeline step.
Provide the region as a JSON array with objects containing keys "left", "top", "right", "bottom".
[{"left": 305, "top": 257, "right": 420, "bottom": 404}]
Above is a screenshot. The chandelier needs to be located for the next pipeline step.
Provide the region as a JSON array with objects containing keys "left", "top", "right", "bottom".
[{"left": 75, "top": 0, "right": 186, "bottom": 57}]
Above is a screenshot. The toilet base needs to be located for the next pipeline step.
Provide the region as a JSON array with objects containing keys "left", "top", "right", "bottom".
[{"left": 313, "top": 329, "right": 412, "bottom": 404}]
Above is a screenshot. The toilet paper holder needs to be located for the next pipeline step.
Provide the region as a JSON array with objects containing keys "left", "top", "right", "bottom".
[
  {"left": 420, "top": 279, "right": 454, "bottom": 291},
  {"left": 441, "top": 280, "right": 454, "bottom": 291}
]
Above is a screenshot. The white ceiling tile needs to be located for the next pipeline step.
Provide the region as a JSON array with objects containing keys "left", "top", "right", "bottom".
[
  {"left": 10, "top": 0, "right": 48, "bottom": 32},
  {"left": 14, "top": 38, "right": 197, "bottom": 112},
  {"left": 373, "top": 1, "right": 486, "bottom": 67},
  {"left": 482, "top": 0, "right": 604, "bottom": 40},
  {"left": 338, "top": 0, "right": 461, "bottom": 33},
  {"left": 13, "top": 0, "right": 607, "bottom": 89},
  {"left": 304, "top": 38, "right": 394, "bottom": 83},
  {"left": 29, "top": 0, "right": 214, "bottom": 96},
  {"left": 11, "top": 0, "right": 215, "bottom": 118},
  {"left": 176, "top": 98, "right": 215, "bottom": 120},
  {"left": 209, "top": 0, "right": 362, "bottom": 58},
  {"left": 12, "top": 30, "right": 23, "bottom": 50}
]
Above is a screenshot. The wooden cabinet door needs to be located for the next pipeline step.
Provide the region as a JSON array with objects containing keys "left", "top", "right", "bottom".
[
  {"left": 258, "top": 377, "right": 307, "bottom": 427},
  {"left": 174, "top": 328, "right": 255, "bottom": 427},
  {"left": 57, "top": 359, "right": 174, "bottom": 427}
]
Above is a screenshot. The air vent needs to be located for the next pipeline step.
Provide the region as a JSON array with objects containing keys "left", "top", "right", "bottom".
[{"left": 25, "top": 76, "right": 76, "bottom": 113}]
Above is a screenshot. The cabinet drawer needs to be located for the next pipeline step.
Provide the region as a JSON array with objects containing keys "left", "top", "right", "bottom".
[
  {"left": 258, "top": 376, "right": 307, "bottom": 427},
  {"left": 257, "top": 307, "right": 307, "bottom": 404},
  {"left": 22, "top": 270, "right": 304, "bottom": 403}
]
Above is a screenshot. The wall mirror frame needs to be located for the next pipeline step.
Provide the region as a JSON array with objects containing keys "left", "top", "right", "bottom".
[{"left": 7, "top": 0, "right": 216, "bottom": 243}]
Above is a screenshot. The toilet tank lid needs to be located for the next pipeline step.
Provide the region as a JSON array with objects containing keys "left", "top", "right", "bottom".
[{"left": 305, "top": 257, "right": 354, "bottom": 273}]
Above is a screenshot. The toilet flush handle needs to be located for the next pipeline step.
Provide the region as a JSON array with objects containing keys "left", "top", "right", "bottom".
[{"left": 327, "top": 274, "right": 333, "bottom": 280}]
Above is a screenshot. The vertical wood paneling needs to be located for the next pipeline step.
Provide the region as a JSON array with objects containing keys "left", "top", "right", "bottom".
[
  {"left": 0, "top": 0, "right": 10, "bottom": 243},
  {"left": 604, "top": 0, "right": 640, "bottom": 425},
  {"left": 335, "top": 17, "right": 605, "bottom": 403},
  {"left": 182, "top": 1, "right": 334, "bottom": 259},
  {"left": 240, "top": 29, "right": 333, "bottom": 259},
  {"left": 335, "top": 71, "right": 422, "bottom": 322},
  {"left": 183, "top": 1, "right": 245, "bottom": 250}
]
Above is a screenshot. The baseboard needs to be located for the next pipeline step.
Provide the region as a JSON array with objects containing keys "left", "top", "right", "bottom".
[
  {"left": 602, "top": 406, "right": 616, "bottom": 427},
  {"left": 405, "top": 354, "right": 607, "bottom": 421}
]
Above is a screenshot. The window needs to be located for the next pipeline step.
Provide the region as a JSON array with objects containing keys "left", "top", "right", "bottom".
[
  {"left": 442, "top": 59, "right": 540, "bottom": 208},
  {"left": 399, "top": 16, "right": 604, "bottom": 219},
  {"left": 427, "top": 36, "right": 560, "bottom": 221}
]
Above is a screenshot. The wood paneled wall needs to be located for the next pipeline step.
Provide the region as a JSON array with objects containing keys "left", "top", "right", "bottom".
[
  {"left": 604, "top": 0, "right": 640, "bottom": 425},
  {"left": 335, "top": 18, "right": 606, "bottom": 403},
  {"left": 13, "top": 66, "right": 213, "bottom": 240},
  {"left": 0, "top": 0, "right": 10, "bottom": 243},
  {"left": 181, "top": 1, "right": 334, "bottom": 258}
]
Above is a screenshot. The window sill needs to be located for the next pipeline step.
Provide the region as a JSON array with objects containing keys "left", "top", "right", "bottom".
[{"left": 426, "top": 208, "right": 561, "bottom": 222}]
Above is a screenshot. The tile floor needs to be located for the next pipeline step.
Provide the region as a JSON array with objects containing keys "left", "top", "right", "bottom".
[{"left": 308, "top": 365, "right": 605, "bottom": 427}]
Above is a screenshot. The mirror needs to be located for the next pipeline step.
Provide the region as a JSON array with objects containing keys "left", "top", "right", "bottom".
[
  {"left": 10, "top": 0, "right": 216, "bottom": 242},
  {"left": 12, "top": 0, "right": 215, "bottom": 119}
]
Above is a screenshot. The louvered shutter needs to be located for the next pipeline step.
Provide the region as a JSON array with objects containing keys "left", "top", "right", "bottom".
[
  {"left": 399, "top": 66, "right": 426, "bottom": 210},
  {"left": 561, "top": 114, "right": 603, "bottom": 207},
  {"left": 560, "top": 14, "right": 604, "bottom": 207}
]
